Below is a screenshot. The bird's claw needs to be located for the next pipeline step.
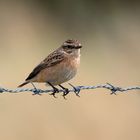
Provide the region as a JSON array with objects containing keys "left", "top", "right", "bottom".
[
  {"left": 50, "top": 87, "right": 59, "bottom": 98},
  {"left": 62, "top": 88, "right": 69, "bottom": 99},
  {"left": 69, "top": 83, "right": 81, "bottom": 97}
]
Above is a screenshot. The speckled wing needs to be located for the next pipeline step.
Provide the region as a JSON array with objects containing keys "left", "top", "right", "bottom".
[{"left": 25, "top": 50, "right": 65, "bottom": 81}]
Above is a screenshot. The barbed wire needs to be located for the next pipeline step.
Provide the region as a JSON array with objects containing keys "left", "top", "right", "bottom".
[{"left": 0, "top": 83, "right": 139, "bottom": 98}]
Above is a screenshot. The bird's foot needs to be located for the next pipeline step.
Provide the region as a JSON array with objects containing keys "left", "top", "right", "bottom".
[
  {"left": 59, "top": 85, "right": 69, "bottom": 99},
  {"left": 62, "top": 88, "right": 69, "bottom": 100},
  {"left": 49, "top": 87, "right": 59, "bottom": 98},
  {"left": 47, "top": 82, "right": 59, "bottom": 98},
  {"left": 69, "top": 83, "right": 81, "bottom": 97}
]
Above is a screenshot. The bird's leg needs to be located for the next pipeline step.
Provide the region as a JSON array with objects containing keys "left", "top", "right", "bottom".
[
  {"left": 59, "top": 85, "right": 69, "bottom": 99},
  {"left": 47, "top": 82, "right": 59, "bottom": 98},
  {"left": 31, "top": 82, "right": 41, "bottom": 95}
]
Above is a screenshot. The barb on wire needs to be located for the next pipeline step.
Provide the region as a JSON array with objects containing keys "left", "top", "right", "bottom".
[{"left": 0, "top": 83, "right": 139, "bottom": 97}]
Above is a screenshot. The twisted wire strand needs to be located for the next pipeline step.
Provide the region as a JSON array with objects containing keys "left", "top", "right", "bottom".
[{"left": 0, "top": 83, "right": 139, "bottom": 95}]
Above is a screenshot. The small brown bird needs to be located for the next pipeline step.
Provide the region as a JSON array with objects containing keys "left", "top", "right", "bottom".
[{"left": 18, "top": 39, "right": 82, "bottom": 97}]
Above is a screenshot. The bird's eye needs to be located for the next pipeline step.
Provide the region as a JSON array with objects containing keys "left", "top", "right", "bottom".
[
  {"left": 64, "top": 45, "right": 70, "bottom": 49},
  {"left": 66, "top": 45, "right": 71, "bottom": 48},
  {"left": 62, "top": 45, "right": 74, "bottom": 49}
]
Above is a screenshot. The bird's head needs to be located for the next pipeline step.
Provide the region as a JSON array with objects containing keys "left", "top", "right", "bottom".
[{"left": 61, "top": 39, "right": 82, "bottom": 54}]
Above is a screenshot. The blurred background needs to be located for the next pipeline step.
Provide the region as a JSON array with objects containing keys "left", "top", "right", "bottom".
[{"left": 0, "top": 0, "right": 140, "bottom": 140}]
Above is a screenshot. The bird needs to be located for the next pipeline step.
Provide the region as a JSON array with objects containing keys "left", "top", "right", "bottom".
[{"left": 18, "top": 39, "right": 82, "bottom": 97}]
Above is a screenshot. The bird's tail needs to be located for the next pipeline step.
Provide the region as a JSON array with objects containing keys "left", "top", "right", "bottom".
[{"left": 18, "top": 81, "right": 29, "bottom": 88}]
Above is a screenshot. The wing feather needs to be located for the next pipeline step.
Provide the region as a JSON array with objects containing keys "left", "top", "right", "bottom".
[{"left": 26, "top": 51, "right": 65, "bottom": 81}]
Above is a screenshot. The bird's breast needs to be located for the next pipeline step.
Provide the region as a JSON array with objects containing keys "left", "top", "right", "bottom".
[{"left": 34, "top": 55, "right": 80, "bottom": 85}]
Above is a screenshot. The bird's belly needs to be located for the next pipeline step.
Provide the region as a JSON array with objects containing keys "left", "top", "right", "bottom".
[
  {"left": 35, "top": 59, "right": 79, "bottom": 85},
  {"left": 47, "top": 67, "right": 77, "bottom": 85}
]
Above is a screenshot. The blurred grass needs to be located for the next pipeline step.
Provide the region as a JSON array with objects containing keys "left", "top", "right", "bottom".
[{"left": 0, "top": 0, "right": 140, "bottom": 140}]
